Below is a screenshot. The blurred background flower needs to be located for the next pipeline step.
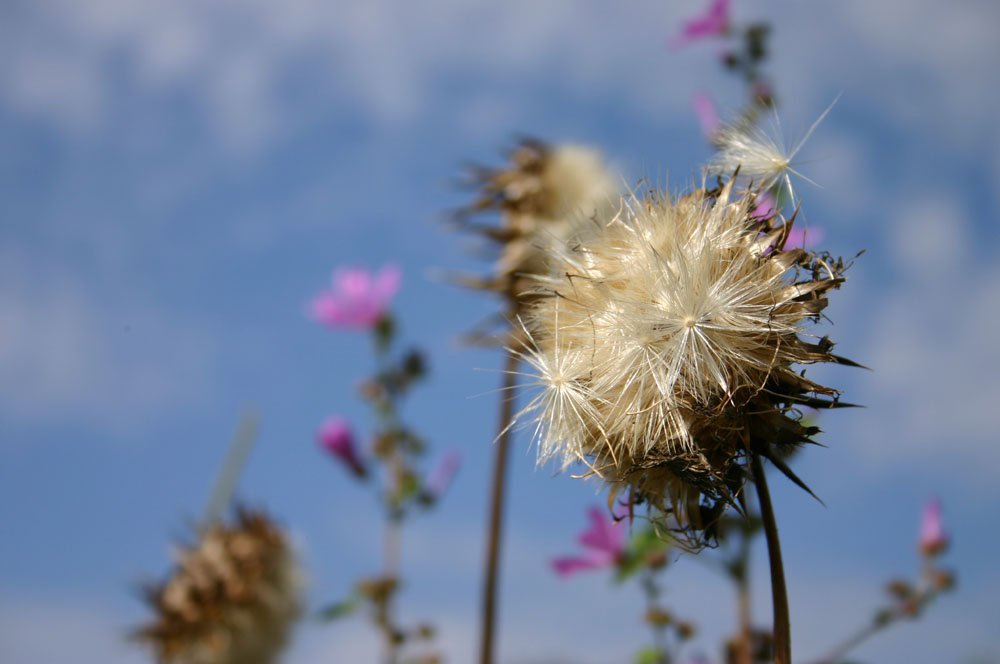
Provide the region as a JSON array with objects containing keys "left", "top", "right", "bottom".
[
  {"left": 551, "top": 507, "right": 626, "bottom": 577},
  {"left": 317, "top": 416, "right": 367, "bottom": 478},
  {"left": 310, "top": 264, "right": 401, "bottom": 330}
]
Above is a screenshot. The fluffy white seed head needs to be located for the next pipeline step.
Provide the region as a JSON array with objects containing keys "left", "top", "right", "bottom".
[
  {"left": 706, "top": 100, "right": 837, "bottom": 208},
  {"left": 521, "top": 182, "right": 810, "bottom": 464},
  {"left": 513, "top": 175, "right": 851, "bottom": 542}
]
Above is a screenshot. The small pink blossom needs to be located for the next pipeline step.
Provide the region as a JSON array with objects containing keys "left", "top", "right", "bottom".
[
  {"left": 670, "top": 0, "right": 731, "bottom": 49},
  {"left": 423, "top": 451, "right": 461, "bottom": 501},
  {"left": 317, "top": 416, "right": 367, "bottom": 477},
  {"left": 692, "top": 91, "right": 721, "bottom": 137},
  {"left": 310, "top": 264, "right": 401, "bottom": 330},
  {"left": 551, "top": 507, "right": 626, "bottom": 577},
  {"left": 919, "top": 498, "right": 948, "bottom": 556},
  {"left": 751, "top": 192, "right": 776, "bottom": 220},
  {"left": 785, "top": 226, "right": 826, "bottom": 249}
]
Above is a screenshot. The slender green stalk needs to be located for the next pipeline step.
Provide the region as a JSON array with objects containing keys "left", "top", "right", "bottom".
[{"left": 201, "top": 411, "right": 259, "bottom": 531}]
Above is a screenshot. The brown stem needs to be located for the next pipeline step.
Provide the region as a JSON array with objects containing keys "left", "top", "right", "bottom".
[
  {"left": 751, "top": 453, "right": 791, "bottom": 664},
  {"left": 479, "top": 349, "right": 519, "bottom": 664}
]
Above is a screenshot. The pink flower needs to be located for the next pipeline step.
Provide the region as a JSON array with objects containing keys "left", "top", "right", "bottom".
[
  {"left": 785, "top": 226, "right": 826, "bottom": 249},
  {"left": 919, "top": 498, "right": 949, "bottom": 556},
  {"left": 317, "top": 416, "right": 367, "bottom": 477},
  {"left": 752, "top": 194, "right": 825, "bottom": 250},
  {"left": 751, "top": 191, "right": 777, "bottom": 220},
  {"left": 692, "top": 91, "right": 721, "bottom": 137},
  {"left": 551, "top": 507, "right": 626, "bottom": 577},
  {"left": 310, "top": 264, "right": 401, "bottom": 330},
  {"left": 670, "top": 0, "right": 731, "bottom": 49},
  {"left": 423, "top": 451, "right": 461, "bottom": 501}
]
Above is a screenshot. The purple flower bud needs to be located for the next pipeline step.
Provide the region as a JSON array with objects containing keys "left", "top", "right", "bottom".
[
  {"left": 692, "top": 91, "right": 721, "bottom": 137},
  {"left": 919, "top": 498, "right": 948, "bottom": 556},
  {"left": 317, "top": 416, "right": 367, "bottom": 477},
  {"left": 423, "top": 451, "right": 461, "bottom": 501}
]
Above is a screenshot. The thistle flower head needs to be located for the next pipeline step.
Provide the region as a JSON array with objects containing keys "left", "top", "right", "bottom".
[
  {"left": 515, "top": 179, "right": 856, "bottom": 546},
  {"left": 454, "top": 140, "right": 619, "bottom": 304},
  {"left": 135, "top": 509, "right": 302, "bottom": 664}
]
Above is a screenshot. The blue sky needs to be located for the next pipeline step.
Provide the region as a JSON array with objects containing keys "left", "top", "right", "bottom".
[{"left": 2, "top": 1, "right": 999, "bottom": 662}]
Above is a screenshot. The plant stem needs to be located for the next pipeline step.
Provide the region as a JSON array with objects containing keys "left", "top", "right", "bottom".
[
  {"left": 751, "top": 453, "right": 791, "bottom": 664},
  {"left": 479, "top": 349, "right": 519, "bottom": 664},
  {"left": 809, "top": 620, "right": 882, "bottom": 664},
  {"left": 641, "top": 569, "right": 670, "bottom": 664},
  {"left": 735, "top": 546, "right": 753, "bottom": 664}
]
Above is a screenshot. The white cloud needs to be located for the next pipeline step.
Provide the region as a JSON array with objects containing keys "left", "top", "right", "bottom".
[
  {"left": 846, "top": 194, "right": 1000, "bottom": 476},
  {"left": 0, "top": 249, "right": 217, "bottom": 436},
  {"left": 3, "top": 0, "right": 997, "bottom": 154}
]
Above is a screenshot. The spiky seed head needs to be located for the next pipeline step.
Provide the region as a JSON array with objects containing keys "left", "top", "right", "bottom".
[
  {"left": 706, "top": 100, "right": 837, "bottom": 208},
  {"left": 134, "top": 509, "right": 302, "bottom": 664},
  {"left": 516, "top": 179, "right": 855, "bottom": 547},
  {"left": 455, "top": 140, "right": 619, "bottom": 302}
]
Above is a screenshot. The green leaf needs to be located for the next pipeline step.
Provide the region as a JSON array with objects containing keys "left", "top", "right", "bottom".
[
  {"left": 634, "top": 646, "right": 664, "bottom": 664},
  {"left": 317, "top": 598, "right": 359, "bottom": 621},
  {"left": 616, "top": 527, "right": 670, "bottom": 583}
]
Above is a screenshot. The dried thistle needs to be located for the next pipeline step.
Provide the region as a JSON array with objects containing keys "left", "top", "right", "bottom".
[
  {"left": 706, "top": 98, "right": 837, "bottom": 208},
  {"left": 514, "top": 178, "right": 859, "bottom": 547},
  {"left": 454, "top": 139, "right": 620, "bottom": 308},
  {"left": 134, "top": 508, "right": 302, "bottom": 664}
]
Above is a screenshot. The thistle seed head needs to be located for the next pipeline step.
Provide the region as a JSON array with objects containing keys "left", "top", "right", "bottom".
[
  {"left": 134, "top": 508, "right": 302, "bottom": 664},
  {"left": 515, "top": 179, "right": 856, "bottom": 547},
  {"left": 455, "top": 140, "right": 619, "bottom": 303}
]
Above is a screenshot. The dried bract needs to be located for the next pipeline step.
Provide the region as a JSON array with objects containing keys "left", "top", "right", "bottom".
[
  {"left": 134, "top": 509, "right": 302, "bottom": 664},
  {"left": 515, "top": 179, "right": 857, "bottom": 547},
  {"left": 454, "top": 140, "right": 619, "bottom": 304}
]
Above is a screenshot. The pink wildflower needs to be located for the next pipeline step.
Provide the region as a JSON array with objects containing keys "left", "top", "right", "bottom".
[
  {"left": 751, "top": 191, "right": 777, "bottom": 220},
  {"left": 692, "top": 91, "right": 721, "bottom": 137},
  {"left": 670, "top": 0, "right": 731, "bottom": 49},
  {"left": 785, "top": 226, "right": 826, "bottom": 249},
  {"left": 423, "top": 451, "right": 461, "bottom": 501},
  {"left": 919, "top": 498, "right": 948, "bottom": 556},
  {"left": 752, "top": 193, "right": 825, "bottom": 250},
  {"left": 551, "top": 507, "right": 626, "bottom": 577},
  {"left": 317, "top": 416, "right": 367, "bottom": 477},
  {"left": 310, "top": 264, "right": 401, "bottom": 330}
]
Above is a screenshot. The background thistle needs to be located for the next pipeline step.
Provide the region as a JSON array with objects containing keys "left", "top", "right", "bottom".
[
  {"left": 517, "top": 178, "right": 859, "bottom": 546},
  {"left": 454, "top": 139, "right": 620, "bottom": 309},
  {"left": 134, "top": 508, "right": 302, "bottom": 664}
]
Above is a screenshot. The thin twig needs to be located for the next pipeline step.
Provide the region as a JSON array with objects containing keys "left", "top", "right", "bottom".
[
  {"left": 809, "top": 620, "right": 882, "bottom": 664},
  {"left": 641, "top": 569, "right": 671, "bottom": 664},
  {"left": 751, "top": 453, "right": 791, "bottom": 664},
  {"left": 479, "top": 349, "right": 519, "bottom": 664}
]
